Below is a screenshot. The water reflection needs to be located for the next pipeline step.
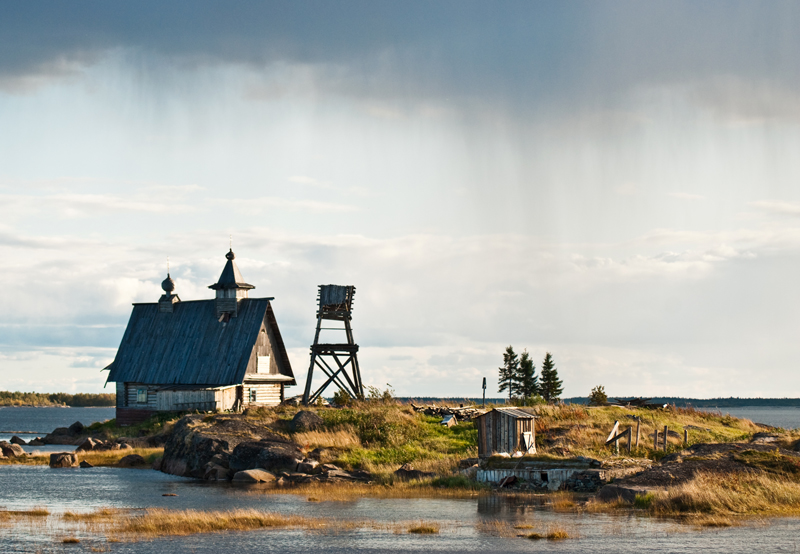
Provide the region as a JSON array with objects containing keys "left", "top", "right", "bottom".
[{"left": 1, "top": 465, "right": 800, "bottom": 553}]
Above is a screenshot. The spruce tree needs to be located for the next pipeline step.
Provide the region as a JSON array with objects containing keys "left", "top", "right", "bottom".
[
  {"left": 498, "top": 346, "right": 519, "bottom": 402},
  {"left": 539, "top": 352, "right": 563, "bottom": 403},
  {"left": 516, "top": 349, "right": 539, "bottom": 399}
]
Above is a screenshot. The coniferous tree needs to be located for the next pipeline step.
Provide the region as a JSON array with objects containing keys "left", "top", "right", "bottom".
[
  {"left": 498, "top": 346, "right": 519, "bottom": 402},
  {"left": 516, "top": 350, "right": 539, "bottom": 399},
  {"left": 539, "top": 352, "right": 563, "bottom": 403}
]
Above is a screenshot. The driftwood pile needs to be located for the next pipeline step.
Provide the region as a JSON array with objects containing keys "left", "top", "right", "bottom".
[
  {"left": 609, "top": 397, "right": 665, "bottom": 409},
  {"left": 409, "top": 403, "right": 485, "bottom": 421}
]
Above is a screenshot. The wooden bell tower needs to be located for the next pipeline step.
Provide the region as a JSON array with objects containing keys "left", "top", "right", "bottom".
[{"left": 302, "top": 285, "right": 364, "bottom": 405}]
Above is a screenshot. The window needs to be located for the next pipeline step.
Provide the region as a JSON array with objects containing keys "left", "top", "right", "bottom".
[
  {"left": 257, "top": 355, "right": 270, "bottom": 373},
  {"left": 249, "top": 388, "right": 257, "bottom": 403},
  {"left": 137, "top": 388, "right": 147, "bottom": 404}
]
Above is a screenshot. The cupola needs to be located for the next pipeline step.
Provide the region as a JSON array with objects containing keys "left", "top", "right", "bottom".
[
  {"left": 209, "top": 249, "right": 254, "bottom": 319},
  {"left": 158, "top": 273, "right": 180, "bottom": 313}
]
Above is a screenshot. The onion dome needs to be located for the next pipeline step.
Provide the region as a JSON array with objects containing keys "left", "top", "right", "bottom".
[{"left": 161, "top": 274, "right": 176, "bottom": 293}]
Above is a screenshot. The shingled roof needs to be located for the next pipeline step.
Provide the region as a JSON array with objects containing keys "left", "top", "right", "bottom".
[
  {"left": 209, "top": 249, "right": 254, "bottom": 290},
  {"left": 106, "top": 298, "right": 294, "bottom": 386}
]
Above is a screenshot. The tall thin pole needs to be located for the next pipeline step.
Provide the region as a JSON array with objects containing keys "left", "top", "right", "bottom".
[{"left": 482, "top": 377, "right": 486, "bottom": 407}]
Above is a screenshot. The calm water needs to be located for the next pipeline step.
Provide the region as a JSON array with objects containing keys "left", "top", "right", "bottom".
[
  {"left": 701, "top": 406, "right": 800, "bottom": 429},
  {"left": 2, "top": 407, "right": 800, "bottom": 551},
  {"left": 0, "top": 406, "right": 115, "bottom": 453},
  {"left": 1, "top": 465, "right": 800, "bottom": 553}
]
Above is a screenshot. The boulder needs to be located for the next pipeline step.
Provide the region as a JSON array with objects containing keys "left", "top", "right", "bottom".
[
  {"left": 203, "top": 463, "right": 231, "bottom": 481},
  {"left": 209, "top": 453, "right": 230, "bottom": 468},
  {"left": 297, "top": 459, "right": 321, "bottom": 474},
  {"left": 458, "top": 457, "right": 480, "bottom": 469},
  {"left": 68, "top": 421, "right": 85, "bottom": 435},
  {"left": 50, "top": 452, "right": 79, "bottom": 468},
  {"left": 119, "top": 443, "right": 133, "bottom": 450},
  {"left": 28, "top": 438, "right": 45, "bottom": 446},
  {"left": 0, "top": 442, "right": 25, "bottom": 458},
  {"left": 118, "top": 454, "right": 147, "bottom": 467},
  {"left": 232, "top": 469, "right": 277, "bottom": 483},
  {"left": 290, "top": 410, "right": 324, "bottom": 432},
  {"left": 307, "top": 447, "right": 329, "bottom": 460},
  {"left": 161, "top": 416, "right": 234, "bottom": 478},
  {"left": 76, "top": 437, "right": 97, "bottom": 452},
  {"left": 41, "top": 428, "right": 80, "bottom": 445},
  {"left": 151, "top": 457, "right": 163, "bottom": 471},
  {"left": 229, "top": 439, "right": 303, "bottom": 474},
  {"left": 394, "top": 463, "right": 435, "bottom": 481},
  {"left": 10, "top": 436, "right": 27, "bottom": 445},
  {"left": 79, "top": 461, "right": 94, "bottom": 468},
  {"left": 460, "top": 464, "right": 479, "bottom": 479}
]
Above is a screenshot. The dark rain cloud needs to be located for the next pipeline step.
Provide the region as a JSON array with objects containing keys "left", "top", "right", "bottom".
[{"left": 3, "top": 1, "right": 800, "bottom": 109}]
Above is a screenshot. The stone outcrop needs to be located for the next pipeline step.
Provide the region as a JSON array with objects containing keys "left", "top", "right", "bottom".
[
  {"left": 229, "top": 437, "right": 303, "bottom": 473},
  {"left": 118, "top": 454, "right": 147, "bottom": 467},
  {"left": 0, "top": 441, "right": 25, "bottom": 458},
  {"left": 161, "top": 416, "right": 234, "bottom": 478},
  {"left": 49, "top": 452, "right": 79, "bottom": 468},
  {"left": 290, "top": 410, "right": 324, "bottom": 432},
  {"left": 68, "top": 421, "right": 85, "bottom": 435},
  {"left": 232, "top": 469, "right": 277, "bottom": 483},
  {"left": 10, "top": 436, "right": 27, "bottom": 445},
  {"left": 79, "top": 461, "right": 94, "bottom": 468}
]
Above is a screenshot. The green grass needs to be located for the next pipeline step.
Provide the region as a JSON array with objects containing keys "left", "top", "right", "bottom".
[
  {"left": 733, "top": 449, "right": 800, "bottom": 478},
  {"left": 634, "top": 492, "right": 655, "bottom": 509},
  {"left": 86, "top": 412, "right": 185, "bottom": 440}
]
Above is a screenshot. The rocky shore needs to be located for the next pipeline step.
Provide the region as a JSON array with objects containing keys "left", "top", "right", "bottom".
[{"left": 158, "top": 411, "right": 373, "bottom": 484}]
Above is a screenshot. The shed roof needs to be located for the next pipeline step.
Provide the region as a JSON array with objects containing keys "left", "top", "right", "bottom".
[
  {"left": 479, "top": 407, "right": 535, "bottom": 419},
  {"left": 106, "top": 298, "right": 294, "bottom": 386}
]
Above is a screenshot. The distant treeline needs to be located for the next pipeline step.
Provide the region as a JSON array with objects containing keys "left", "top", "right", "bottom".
[
  {"left": 563, "top": 397, "right": 800, "bottom": 407},
  {"left": 0, "top": 391, "right": 115, "bottom": 407},
  {"left": 397, "top": 396, "right": 800, "bottom": 408}
]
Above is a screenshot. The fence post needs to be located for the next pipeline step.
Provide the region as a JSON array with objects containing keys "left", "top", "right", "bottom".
[
  {"left": 627, "top": 427, "right": 632, "bottom": 454},
  {"left": 684, "top": 428, "right": 688, "bottom": 446},
  {"left": 663, "top": 425, "right": 668, "bottom": 451},
  {"left": 653, "top": 429, "right": 658, "bottom": 450},
  {"left": 635, "top": 417, "right": 640, "bottom": 448}
]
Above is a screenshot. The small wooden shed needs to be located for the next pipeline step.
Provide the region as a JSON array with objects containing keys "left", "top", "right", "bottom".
[{"left": 476, "top": 407, "right": 536, "bottom": 458}]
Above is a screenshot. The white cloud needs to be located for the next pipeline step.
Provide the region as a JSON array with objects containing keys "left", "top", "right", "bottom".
[
  {"left": 668, "top": 192, "right": 704, "bottom": 201},
  {"left": 752, "top": 200, "right": 800, "bottom": 216}
]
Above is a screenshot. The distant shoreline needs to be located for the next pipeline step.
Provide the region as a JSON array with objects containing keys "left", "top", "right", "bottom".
[
  {"left": 398, "top": 397, "right": 800, "bottom": 408},
  {"left": 0, "top": 405, "right": 115, "bottom": 409}
]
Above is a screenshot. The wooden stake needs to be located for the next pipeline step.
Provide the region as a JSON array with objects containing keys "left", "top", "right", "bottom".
[
  {"left": 635, "top": 417, "right": 640, "bottom": 448},
  {"left": 627, "top": 426, "right": 632, "bottom": 454},
  {"left": 663, "top": 425, "right": 668, "bottom": 452},
  {"left": 654, "top": 429, "right": 658, "bottom": 450},
  {"left": 684, "top": 428, "right": 688, "bottom": 446}
]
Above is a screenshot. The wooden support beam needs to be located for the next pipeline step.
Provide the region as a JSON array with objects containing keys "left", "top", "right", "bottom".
[{"left": 663, "top": 425, "right": 668, "bottom": 452}]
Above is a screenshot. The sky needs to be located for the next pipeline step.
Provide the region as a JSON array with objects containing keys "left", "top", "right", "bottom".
[{"left": 1, "top": 1, "right": 800, "bottom": 399}]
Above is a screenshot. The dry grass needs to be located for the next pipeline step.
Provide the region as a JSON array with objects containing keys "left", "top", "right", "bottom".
[
  {"left": 62, "top": 537, "right": 81, "bottom": 543},
  {"left": 117, "top": 508, "right": 328, "bottom": 536},
  {"left": 0, "top": 507, "right": 50, "bottom": 517},
  {"left": 650, "top": 471, "right": 800, "bottom": 518},
  {"left": 80, "top": 448, "right": 163, "bottom": 467},
  {"left": 252, "top": 480, "right": 487, "bottom": 501},
  {"left": 586, "top": 469, "right": 800, "bottom": 526},
  {"left": 526, "top": 525, "right": 570, "bottom": 540},
  {"left": 0, "top": 447, "right": 163, "bottom": 467},
  {"left": 292, "top": 425, "right": 362, "bottom": 451},
  {"left": 529, "top": 404, "right": 761, "bottom": 460},
  {"left": 547, "top": 491, "right": 578, "bottom": 512},
  {"left": 407, "top": 521, "right": 440, "bottom": 534},
  {"left": 63, "top": 508, "right": 120, "bottom": 522}
]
